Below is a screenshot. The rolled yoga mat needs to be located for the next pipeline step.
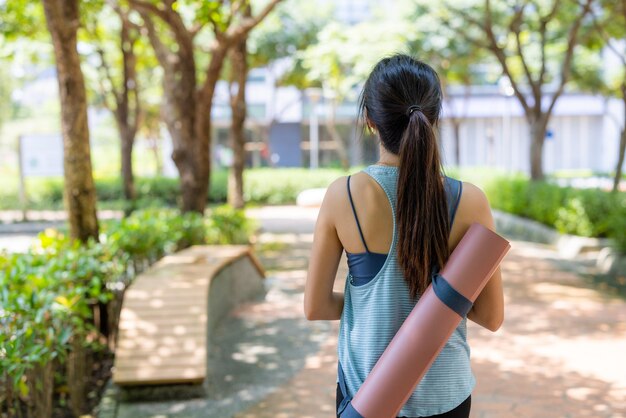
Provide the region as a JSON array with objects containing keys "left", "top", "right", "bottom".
[{"left": 343, "top": 222, "right": 511, "bottom": 418}]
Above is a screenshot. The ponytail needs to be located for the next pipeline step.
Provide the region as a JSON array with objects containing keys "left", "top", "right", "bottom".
[
  {"left": 358, "top": 54, "right": 447, "bottom": 298},
  {"left": 396, "top": 109, "right": 450, "bottom": 299}
]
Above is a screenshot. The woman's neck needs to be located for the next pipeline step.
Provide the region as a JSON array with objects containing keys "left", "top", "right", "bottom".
[{"left": 376, "top": 144, "right": 400, "bottom": 167}]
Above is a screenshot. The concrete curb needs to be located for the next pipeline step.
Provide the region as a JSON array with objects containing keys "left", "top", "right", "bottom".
[{"left": 493, "top": 210, "right": 625, "bottom": 276}]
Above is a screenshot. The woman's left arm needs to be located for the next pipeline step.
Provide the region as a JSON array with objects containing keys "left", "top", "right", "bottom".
[{"left": 304, "top": 179, "right": 345, "bottom": 321}]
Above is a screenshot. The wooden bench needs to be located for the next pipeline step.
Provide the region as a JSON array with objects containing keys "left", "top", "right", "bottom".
[{"left": 112, "top": 245, "right": 265, "bottom": 386}]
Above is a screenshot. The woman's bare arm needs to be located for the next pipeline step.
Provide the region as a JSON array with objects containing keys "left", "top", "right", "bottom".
[
  {"left": 304, "top": 179, "right": 346, "bottom": 321},
  {"left": 456, "top": 182, "right": 505, "bottom": 332}
]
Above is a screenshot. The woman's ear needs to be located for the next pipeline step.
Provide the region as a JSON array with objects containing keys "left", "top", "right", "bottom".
[{"left": 366, "top": 118, "right": 376, "bottom": 133}]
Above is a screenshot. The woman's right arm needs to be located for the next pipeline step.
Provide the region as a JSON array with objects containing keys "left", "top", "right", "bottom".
[{"left": 454, "top": 182, "right": 504, "bottom": 332}]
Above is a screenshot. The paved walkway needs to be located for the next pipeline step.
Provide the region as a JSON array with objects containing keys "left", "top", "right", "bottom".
[{"left": 99, "top": 206, "right": 625, "bottom": 417}]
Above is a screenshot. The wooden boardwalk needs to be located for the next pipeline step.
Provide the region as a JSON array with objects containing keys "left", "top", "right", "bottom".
[{"left": 113, "top": 245, "right": 265, "bottom": 386}]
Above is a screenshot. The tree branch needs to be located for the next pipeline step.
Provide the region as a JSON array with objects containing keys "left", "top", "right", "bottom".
[
  {"left": 190, "top": 22, "right": 206, "bottom": 38},
  {"left": 440, "top": 6, "right": 491, "bottom": 49},
  {"left": 96, "top": 46, "right": 121, "bottom": 108},
  {"left": 589, "top": 4, "right": 626, "bottom": 66},
  {"left": 530, "top": 0, "right": 560, "bottom": 91},
  {"left": 444, "top": 0, "right": 531, "bottom": 114},
  {"left": 129, "top": 0, "right": 192, "bottom": 51},
  {"left": 484, "top": 0, "right": 532, "bottom": 115},
  {"left": 135, "top": 10, "right": 173, "bottom": 74},
  {"left": 545, "top": 0, "right": 593, "bottom": 117},
  {"left": 510, "top": 3, "right": 541, "bottom": 102},
  {"left": 225, "top": 0, "right": 282, "bottom": 43}
]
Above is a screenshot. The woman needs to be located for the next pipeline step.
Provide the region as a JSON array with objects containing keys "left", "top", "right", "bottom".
[{"left": 304, "top": 54, "right": 504, "bottom": 418}]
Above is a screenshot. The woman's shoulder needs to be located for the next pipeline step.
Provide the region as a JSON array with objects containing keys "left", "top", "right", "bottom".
[
  {"left": 458, "top": 181, "right": 489, "bottom": 208},
  {"left": 319, "top": 172, "right": 377, "bottom": 219},
  {"left": 323, "top": 171, "right": 372, "bottom": 201},
  {"left": 455, "top": 180, "right": 493, "bottom": 226}
]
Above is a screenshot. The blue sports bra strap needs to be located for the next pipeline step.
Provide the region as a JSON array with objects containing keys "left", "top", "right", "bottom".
[
  {"left": 347, "top": 175, "right": 371, "bottom": 253},
  {"left": 450, "top": 179, "right": 463, "bottom": 225}
]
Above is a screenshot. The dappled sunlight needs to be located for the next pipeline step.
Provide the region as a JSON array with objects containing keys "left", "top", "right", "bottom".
[
  {"left": 111, "top": 230, "right": 625, "bottom": 417},
  {"left": 471, "top": 355, "right": 625, "bottom": 417},
  {"left": 465, "top": 240, "right": 626, "bottom": 416},
  {"left": 255, "top": 232, "right": 315, "bottom": 245},
  {"left": 232, "top": 343, "right": 279, "bottom": 364}
]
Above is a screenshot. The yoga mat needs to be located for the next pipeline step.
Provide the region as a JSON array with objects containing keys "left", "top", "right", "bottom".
[{"left": 347, "top": 222, "right": 510, "bottom": 418}]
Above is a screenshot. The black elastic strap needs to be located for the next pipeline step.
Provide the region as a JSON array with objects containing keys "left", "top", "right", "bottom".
[
  {"left": 347, "top": 176, "right": 370, "bottom": 253},
  {"left": 432, "top": 273, "right": 473, "bottom": 318},
  {"left": 337, "top": 362, "right": 351, "bottom": 415}
]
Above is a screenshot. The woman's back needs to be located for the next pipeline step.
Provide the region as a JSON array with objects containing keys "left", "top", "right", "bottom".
[
  {"left": 336, "top": 169, "right": 487, "bottom": 258},
  {"left": 334, "top": 165, "right": 475, "bottom": 417}
]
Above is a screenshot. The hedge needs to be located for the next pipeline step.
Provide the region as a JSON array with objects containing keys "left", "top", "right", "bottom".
[
  {"left": 483, "top": 176, "right": 626, "bottom": 253},
  {"left": 1, "top": 167, "right": 624, "bottom": 252},
  {"left": 0, "top": 168, "right": 348, "bottom": 210},
  {"left": 0, "top": 205, "right": 254, "bottom": 417}
]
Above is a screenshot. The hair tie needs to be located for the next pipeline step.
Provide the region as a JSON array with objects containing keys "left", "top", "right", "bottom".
[{"left": 407, "top": 105, "right": 422, "bottom": 116}]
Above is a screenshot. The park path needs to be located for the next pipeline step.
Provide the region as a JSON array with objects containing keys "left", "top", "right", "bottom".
[
  {"left": 108, "top": 205, "right": 626, "bottom": 418},
  {"left": 233, "top": 206, "right": 626, "bottom": 418}
]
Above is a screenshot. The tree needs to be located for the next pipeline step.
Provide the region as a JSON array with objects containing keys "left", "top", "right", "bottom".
[
  {"left": 247, "top": 0, "right": 331, "bottom": 164},
  {"left": 41, "top": 2, "right": 100, "bottom": 415},
  {"left": 227, "top": 4, "right": 250, "bottom": 209},
  {"left": 444, "top": 0, "right": 595, "bottom": 180},
  {"left": 300, "top": 19, "right": 410, "bottom": 169},
  {"left": 129, "top": 0, "right": 282, "bottom": 213},
  {"left": 88, "top": 1, "right": 144, "bottom": 210},
  {"left": 41, "top": 0, "right": 99, "bottom": 243},
  {"left": 407, "top": 1, "right": 489, "bottom": 167},
  {"left": 590, "top": 0, "right": 626, "bottom": 191}
]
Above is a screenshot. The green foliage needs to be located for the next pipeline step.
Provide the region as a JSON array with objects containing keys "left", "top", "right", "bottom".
[
  {"left": 243, "top": 168, "right": 345, "bottom": 204},
  {"left": 484, "top": 175, "right": 626, "bottom": 252},
  {"left": 0, "top": 173, "right": 229, "bottom": 210},
  {"left": 483, "top": 175, "right": 530, "bottom": 216},
  {"left": 0, "top": 234, "right": 119, "bottom": 396},
  {"left": 248, "top": 0, "right": 332, "bottom": 87},
  {"left": 0, "top": 168, "right": 346, "bottom": 209},
  {"left": 0, "top": 206, "right": 254, "bottom": 406},
  {"left": 608, "top": 200, "right": 626, "bottom": 254},
  {"left": 206, "top": 205, "right": 255, "bottom": 245}
]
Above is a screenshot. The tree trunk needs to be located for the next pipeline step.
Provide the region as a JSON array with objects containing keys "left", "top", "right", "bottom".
[
  {"left": 227, "top": 28, "right": 248, "bottom": 209},
  {"left": 26, "top": 361, "right": 53, "bottom": 418},
  {"left": 42, "top": 0, "right": 99, "bottom": 242},
  {"left": 67, "top": 337, "right": 90, "bottom": 417},
  {"left": 613, "top": 86, "right": 626, "bottom": 192},
  {"left": 132, "top": 0, "right": 282, "bottom": 213},
  {"left": 120, "top": 126, "right": 135, "bottom": 203},
  {"left": 191, "top": 45, "right": 229, "bottom": 213},
  {"left": 117, "top": 12, "right": 139, "bottom": 208},
  {"left": 529, "top": 115, "right": 548, "bottom": 181},
  {"left": 163, "top": 58, "right": 203, "bottom": 214}
]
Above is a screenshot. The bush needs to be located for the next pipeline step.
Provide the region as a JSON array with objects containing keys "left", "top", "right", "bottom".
[
  {"left": 483, "top": 175, "right": 626, "bottom": 253},
  {"left": 0, "top": 168, "right": 347, "bottom": 210},
  {"left": 0, "top": 236, "right": 118, "bottom": 417},
  {"left": 0, "top": 206, "right": 254, "bottom": 416},
  {"left": 206, "top": 205, "right": 256, "bottom": 245},
  {"left": 483, "top": 175, "right": 530, "bottom": 216},
  {"left": 243, "top": 168, "right": 346, "bottom": 204},
  {"left": 606, "top": 194, "right": 626, "bottom": 254}
]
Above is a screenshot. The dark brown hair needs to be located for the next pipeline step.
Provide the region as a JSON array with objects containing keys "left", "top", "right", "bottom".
[{"left": 358, "top": 54, "right": 449, "bottom": 299}]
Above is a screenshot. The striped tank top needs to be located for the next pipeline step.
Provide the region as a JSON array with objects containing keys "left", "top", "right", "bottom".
[{"left": 337, "top": 164, "right": 475, "bottom": 417}]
